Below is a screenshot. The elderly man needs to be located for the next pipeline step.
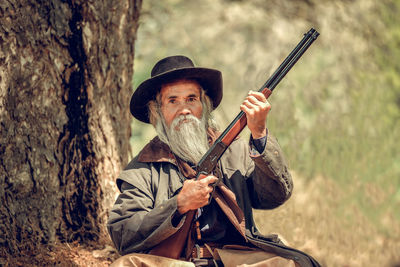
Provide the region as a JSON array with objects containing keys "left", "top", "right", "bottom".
[{"left": 107, "top": 55, "right": 320, "bottom": 267}]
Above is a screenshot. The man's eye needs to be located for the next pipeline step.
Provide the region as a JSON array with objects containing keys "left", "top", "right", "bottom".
[
  {"left": 188, "top": 97, "right": 197, "bottom": 102},
  {"left": 168, "top": 99, "right": 176, "bottom": 104}
]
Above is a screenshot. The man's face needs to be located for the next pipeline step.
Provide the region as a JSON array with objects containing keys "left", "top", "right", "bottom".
[{"left": 160, "top": 79, "right": 203, "bottom": 129}]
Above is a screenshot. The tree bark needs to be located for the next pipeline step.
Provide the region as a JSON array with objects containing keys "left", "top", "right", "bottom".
[{"left": 0, "top": 0, "right": 141, "bottom": 260}]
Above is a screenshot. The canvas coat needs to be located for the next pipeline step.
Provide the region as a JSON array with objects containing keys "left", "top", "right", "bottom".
[{"left": 107, "top": 134, "right": 320, "bottom": 267}]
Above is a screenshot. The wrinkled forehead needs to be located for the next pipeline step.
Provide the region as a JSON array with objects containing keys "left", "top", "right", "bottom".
[{"left": 158, "top": 79, "right": 203, "bottom": 100}]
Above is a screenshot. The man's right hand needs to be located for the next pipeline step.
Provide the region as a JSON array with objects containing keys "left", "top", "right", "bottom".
[{"left": 176, "top": 175, "right": 218, "bottom": 214}]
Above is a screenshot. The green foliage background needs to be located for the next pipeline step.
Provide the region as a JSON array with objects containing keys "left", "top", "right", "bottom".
[{"left": 130, "top": 0, "right": 399, "bottom": 265}]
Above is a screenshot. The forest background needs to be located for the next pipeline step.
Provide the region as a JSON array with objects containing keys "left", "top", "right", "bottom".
[{"left": 131, "top": 0, "right": 400, "bottom": 266}]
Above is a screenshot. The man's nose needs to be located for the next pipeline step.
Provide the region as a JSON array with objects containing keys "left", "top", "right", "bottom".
[
  {"left": 177, "top": 103, "right": 191, "bottom": 115},
  {"left": 178, "top": 106, "right": 191, "bottom": 116}
]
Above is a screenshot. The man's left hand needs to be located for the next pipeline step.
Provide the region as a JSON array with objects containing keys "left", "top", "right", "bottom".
[{"left": 240, "top": 90, "right": 271, "bottom": 139}]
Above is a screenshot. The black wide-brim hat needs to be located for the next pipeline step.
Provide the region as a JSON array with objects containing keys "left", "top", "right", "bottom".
[{"left": 130, "top": 55, "right": 223, "bottom": 123}]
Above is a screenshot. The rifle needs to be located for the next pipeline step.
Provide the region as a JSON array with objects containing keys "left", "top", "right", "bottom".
[{"left": 149, "top": 28, "right": 320, "bottom": 259}]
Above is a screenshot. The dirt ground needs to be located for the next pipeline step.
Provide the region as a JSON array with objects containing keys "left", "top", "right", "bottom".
[{"left": 1, "top": 240, "right": 119, "bottom": 267}]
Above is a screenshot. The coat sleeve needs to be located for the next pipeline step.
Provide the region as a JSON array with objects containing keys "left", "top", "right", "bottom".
[
  {"left": 247, "top": 133, "right": 293, "bottom": 209},
  {"left": 107, "top": 161, "right": 186, "bottom": 255}
]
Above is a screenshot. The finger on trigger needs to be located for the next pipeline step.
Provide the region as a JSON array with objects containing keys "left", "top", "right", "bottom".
[
  {"left": 206, "top": 175, "right": 218, "bottom": 184},
  {"left": 208, "top": 175, "right": 217, "bottom": 182}
]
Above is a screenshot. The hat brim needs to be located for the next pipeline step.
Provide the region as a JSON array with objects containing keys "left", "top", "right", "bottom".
[{"left": 130, "top": 67, "right": 223, "bottom": 123}]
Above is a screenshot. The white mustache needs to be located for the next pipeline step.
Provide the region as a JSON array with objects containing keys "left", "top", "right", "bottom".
[{"left": 171, "top": 115, "right": 199, "bottom": 129}]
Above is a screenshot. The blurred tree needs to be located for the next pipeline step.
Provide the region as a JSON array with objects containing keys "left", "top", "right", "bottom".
[{"left": 0, "top": 0, "right": 141, "bottom": 262}]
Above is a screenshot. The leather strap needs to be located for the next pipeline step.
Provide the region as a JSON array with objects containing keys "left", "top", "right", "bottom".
[{"left": 191, "top": 243, "right": 222, "bottom": 259}]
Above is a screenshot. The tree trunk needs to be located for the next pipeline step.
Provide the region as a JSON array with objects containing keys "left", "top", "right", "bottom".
[{"left": 0, "top": 0, "right": 141, "bottom": 261}]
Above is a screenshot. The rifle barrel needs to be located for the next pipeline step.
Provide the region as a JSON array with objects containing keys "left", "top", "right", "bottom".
[
  {"left": 268, "top": 30, "right": 320, "bottom": 91},
  {"left": 261, "top": 28, "right": 317, "bottom": 91}
]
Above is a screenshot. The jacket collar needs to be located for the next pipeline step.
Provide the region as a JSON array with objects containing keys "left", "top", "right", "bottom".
[
  {"left": 138, "top": 137, "right": 198, "bottom": 178},
  {"left": 138, "top": 137, "right": 176, "bottom": 164}
]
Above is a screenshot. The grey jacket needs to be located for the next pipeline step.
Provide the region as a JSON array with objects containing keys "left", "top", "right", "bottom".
[{"left": 107, "top": 134, "right": 320, "bottom": 266}]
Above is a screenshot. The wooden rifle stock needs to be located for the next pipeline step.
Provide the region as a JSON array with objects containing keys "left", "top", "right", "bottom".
[{"left": 149, "top": 28, "right": 319, "bottom": 259}]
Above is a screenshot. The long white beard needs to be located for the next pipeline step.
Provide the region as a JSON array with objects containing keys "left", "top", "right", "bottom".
[{"left": 156, "top": 114, "right": 209, "bottom": 164}]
